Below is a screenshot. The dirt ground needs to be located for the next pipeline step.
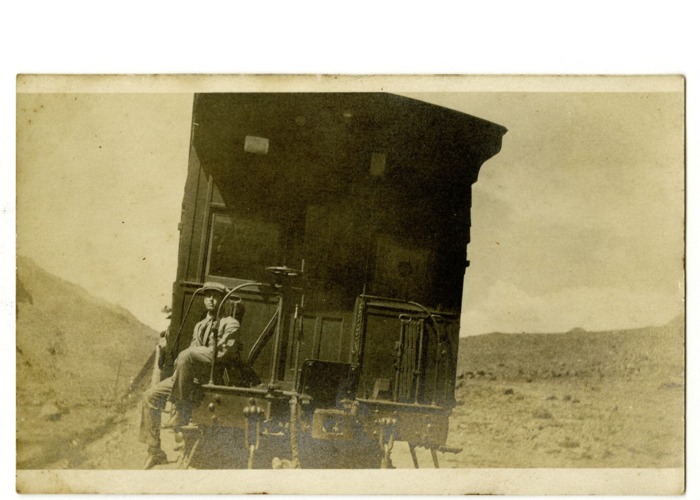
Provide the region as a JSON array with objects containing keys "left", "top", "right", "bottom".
[
  {"left": 441, "top": 376, "right": 683, "bottom": 468},
  {"left": 35, "top": 365, "right": 682, "bottom": 471}
]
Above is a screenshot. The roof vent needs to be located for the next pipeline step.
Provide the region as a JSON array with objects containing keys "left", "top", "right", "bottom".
[{"left": 244, "top": 136, "right": 269, "bottom": 155}]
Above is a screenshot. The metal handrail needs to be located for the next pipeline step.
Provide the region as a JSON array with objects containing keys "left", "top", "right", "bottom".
[
  {"left": 209, "top": 282, "right": 271, "bottom": 385},
  {"left": 169, "top": 288, "right": 204, "bottom": 359},
  {"left": 360, "top": 294, "right": 446, "bottom": 405}
]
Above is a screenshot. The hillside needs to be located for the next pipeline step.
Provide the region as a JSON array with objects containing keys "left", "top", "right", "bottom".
[
  {"left": 458, "top": 317, "right": 684, "bottom": 382},
  {"left": 16, "top": 256, "right": 159, "bottom": 469},
  {"left": 436, "top": 317, "right": 685, "bottom": 468}
]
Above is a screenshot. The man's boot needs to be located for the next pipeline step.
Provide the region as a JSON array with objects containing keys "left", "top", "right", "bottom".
[
  {"left": 162, "top": 403, "right": 191, "bottom": 429},
  {"left": 144, "top": 447, "right": 168, "bottom": 469}
]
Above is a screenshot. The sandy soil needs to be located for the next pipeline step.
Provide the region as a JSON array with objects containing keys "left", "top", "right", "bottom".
[
  {"left": 441, "top": 376, "right": 683, "bottom": 468},
  {"left": 33, "top": 360, "right": 682, "bottom": 471}
]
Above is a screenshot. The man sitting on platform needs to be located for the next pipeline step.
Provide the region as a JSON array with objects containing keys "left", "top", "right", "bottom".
[{"left": 139, "top": 282, "right": 245, "bottom": 469}]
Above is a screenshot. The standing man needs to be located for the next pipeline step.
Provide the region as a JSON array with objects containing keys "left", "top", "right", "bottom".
[{"left": 139, "top": 282, "right": 244, "bottom": 469}]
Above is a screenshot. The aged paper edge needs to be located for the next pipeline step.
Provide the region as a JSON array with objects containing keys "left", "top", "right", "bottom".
[
  {"left": 16, "top": 74, "right": 684, "bottom": 94},
  {"left": 16, "top": 468, "right": 685, "bottom": 495}
]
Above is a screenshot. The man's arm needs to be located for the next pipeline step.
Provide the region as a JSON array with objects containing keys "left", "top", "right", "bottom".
[
  {"left": 189, "top": 319, "right": 204, "bottom": 348},
  {"left": 216, "top": 317, "right": 242, "bottom": 364}
]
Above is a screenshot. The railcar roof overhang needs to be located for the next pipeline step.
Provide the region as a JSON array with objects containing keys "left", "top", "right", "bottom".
[{"left": 192, "top": 93, "right": 506, "bottom": 196}]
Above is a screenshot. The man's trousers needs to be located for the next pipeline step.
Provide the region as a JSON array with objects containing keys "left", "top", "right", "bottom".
[{"left": 138, "top": 346, "right": 213, "bottom": 452}]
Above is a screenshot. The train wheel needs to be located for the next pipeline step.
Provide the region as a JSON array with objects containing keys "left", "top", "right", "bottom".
[{"left": 297, "top": 432, "right": 383, "bottom": 469}]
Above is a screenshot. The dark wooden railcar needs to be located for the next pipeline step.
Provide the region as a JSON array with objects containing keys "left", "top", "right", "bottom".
[{"left": 161, "top": 92, "right": 506, "bottom": 468}]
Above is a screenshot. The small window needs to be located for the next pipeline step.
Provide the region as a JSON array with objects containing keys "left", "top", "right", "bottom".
[{"left": 206, "top": 212, "right": 282, "bottom": 281}]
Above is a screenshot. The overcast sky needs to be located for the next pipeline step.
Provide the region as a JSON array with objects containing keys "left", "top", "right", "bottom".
[
  {"left": 16, "top": 79, "right": 684, "bottom": 335},
  {"left": 406, "top": 91, "right": 684, "bottom": 334}
]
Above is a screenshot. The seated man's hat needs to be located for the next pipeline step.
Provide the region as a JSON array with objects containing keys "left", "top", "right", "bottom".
[{"left": 201, "top": 282, "right": 228, "bottom": 295}]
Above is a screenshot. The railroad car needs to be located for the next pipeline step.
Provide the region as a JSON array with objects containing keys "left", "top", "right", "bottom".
[{"left": 155, "top": 92, "right": 506, "bottom": 468}]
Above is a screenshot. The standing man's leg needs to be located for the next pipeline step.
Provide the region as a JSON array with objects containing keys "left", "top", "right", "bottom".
[{"left": 139, "top": 375, "right": 174, "bottom": 468}]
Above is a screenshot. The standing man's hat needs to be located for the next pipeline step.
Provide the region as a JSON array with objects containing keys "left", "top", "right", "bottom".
[{"left": 201, "top": 282, "right": 228, "bottom": 295}]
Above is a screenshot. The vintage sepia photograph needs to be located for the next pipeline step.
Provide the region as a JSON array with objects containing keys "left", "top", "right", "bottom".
[{"left": 15, "top": 75, "right": 685, "bottom": 494}]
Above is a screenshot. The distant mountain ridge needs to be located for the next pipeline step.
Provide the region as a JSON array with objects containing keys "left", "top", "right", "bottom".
[
  {"left": 458, "top": 315, "right": 684, "bottom": 382},
  {"left": 16, "top": 255, "right": 159, "bottom": 468}
]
